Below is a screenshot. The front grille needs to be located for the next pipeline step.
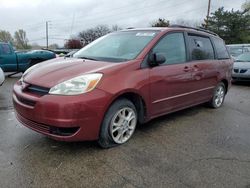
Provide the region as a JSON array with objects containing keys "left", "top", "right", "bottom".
[
  {"left": 234, "top": 69, "right": 239, "bottom": 73},
  {"left": 25, "top": 85, "right": 50, "bottom": 96},
  {"left": 240, "top": 69, "right": 247, "bottom": 73},
  {"left": 16, "top": 113, "right": 79, "bottom": 136}
]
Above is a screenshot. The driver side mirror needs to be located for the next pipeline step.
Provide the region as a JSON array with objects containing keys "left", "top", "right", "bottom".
[{"left": 148, "top": 53, "right": 166, "bottom": 66}]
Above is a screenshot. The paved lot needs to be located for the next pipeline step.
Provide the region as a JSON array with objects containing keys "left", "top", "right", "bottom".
[{"left": 0, "top": 76, "right": 250, "bottom": 188}]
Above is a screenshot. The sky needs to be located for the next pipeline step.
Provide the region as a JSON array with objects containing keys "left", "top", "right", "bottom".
[{"left": 0, "top": 0, "right": 247, "bottom": 47}]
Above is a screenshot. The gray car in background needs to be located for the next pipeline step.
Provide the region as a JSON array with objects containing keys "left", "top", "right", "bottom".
[
  {"left": 227, "top": 44, "right": 250, "bottom": 58},
  {"left": 232, "top": 52, "right": 250, "bottom": 82}
]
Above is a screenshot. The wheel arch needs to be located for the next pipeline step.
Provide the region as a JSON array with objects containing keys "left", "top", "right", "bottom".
[
  {"left": 105, "top": 90, "right": 148, "bottom": 124},
  {"left": 220, "top": 79, "right": 229, "bottom": 93}
]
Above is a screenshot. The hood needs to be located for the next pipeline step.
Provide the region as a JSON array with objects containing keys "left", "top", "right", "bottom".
[
  {"left": 23, "top": 58, "right": 121, "bottom": 88},
  {"left": 233, "top": 61, "right": 250, "bottom": 69}
]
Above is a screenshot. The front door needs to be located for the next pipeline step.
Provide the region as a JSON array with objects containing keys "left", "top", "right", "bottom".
[
  {"left": 149, "top": 32, "right": 194, "bottom": 117},
  {"left": 0, "top": 43, "right": 17, "bottom": 72}
]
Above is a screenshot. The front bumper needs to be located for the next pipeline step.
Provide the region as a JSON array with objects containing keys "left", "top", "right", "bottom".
[
  {"left": 0, "top": 69, "right": 5, "bottom": 86},
  {"left": 232, "top": 68, "right": 250, "bottom": 81},
  {"left": 13, "top": 82, "right": 112, "bottom": 141}
]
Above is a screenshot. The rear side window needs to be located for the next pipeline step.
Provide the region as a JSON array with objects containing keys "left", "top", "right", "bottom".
[
  {"left": 188, "top": 34, "right": 214, "bottom": 60},
  {"left": 152, "top": 32, "right": 186, "bottom": 65},
  {"left": 1, "top": 44, "right": 12, "bottom": 55},
  {"left": 213, "top": 38, "right": 230, "bottom": 59}
]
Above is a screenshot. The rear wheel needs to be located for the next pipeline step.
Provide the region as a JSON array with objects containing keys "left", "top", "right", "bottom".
[
  {"left": 98, "top": 98, "right": 137, "bottom": 148},
  {"left": 209, "top": 82, "right": 226, "bottom": 108}
]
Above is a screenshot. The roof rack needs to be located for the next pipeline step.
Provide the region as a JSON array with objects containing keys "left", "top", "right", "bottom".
[{"left": 169, "top": 25, "right": 218, "bottom": 36}]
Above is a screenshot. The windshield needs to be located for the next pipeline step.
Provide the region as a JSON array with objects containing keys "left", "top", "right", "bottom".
[
  {"left": 73, "top": 31, "right": 159, "bottom": 62},
  {"left": 235, "top": 53, "right": 250, "bottom": 62},
  {"left": 228, "top": 46, "right": 249, "bottom": 57}
]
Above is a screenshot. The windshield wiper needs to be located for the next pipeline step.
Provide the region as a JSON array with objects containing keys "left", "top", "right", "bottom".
[{"left": 78, "top": 56, "right": 99, "bottom": 61}]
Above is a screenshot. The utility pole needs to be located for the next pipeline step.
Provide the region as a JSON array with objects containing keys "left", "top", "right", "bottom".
[
  {"left": 206, "top": 0, "right": 211, "bottom": 28},
  {"left": 46, "top": 21, "right": 49, "bottom": 49}
]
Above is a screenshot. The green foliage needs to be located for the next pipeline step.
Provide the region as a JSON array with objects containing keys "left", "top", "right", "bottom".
[
  {"left": 151, "top": 18, "right": 170, "bottom": 27},
  {"left": 204, "top": 7, "right": 250, "bottom": 44},
  {"left": 242, "top": 0, "right": 250, "bottom": 14}
]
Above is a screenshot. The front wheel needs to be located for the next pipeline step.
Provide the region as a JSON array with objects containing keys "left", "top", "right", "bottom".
[
  {"left": 98, "top": 99, "right": 137, "bottom": 148},
  {"left": 209, "top": 82, "right": 226, "bottom": 108}
]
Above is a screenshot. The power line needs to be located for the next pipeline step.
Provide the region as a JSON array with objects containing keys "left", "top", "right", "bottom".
[
  {"left": 52, "top": 0, "right": 191, "bottom": 26},
  {"left": 51, "top": 3, "right": 207, "bottom": 31},
  {"left": 29, "top": 4, "right": 207, "bottom": 45}
]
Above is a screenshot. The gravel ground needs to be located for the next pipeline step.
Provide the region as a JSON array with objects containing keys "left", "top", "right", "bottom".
[{"left": 1, "top": 76, "right": 250, "bottom": 188}]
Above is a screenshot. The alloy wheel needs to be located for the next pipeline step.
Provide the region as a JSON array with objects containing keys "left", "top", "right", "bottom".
[
  {"left": 214, "top": 85, "right": 225, "bottom": 107},
  {"left": 109, "top": 107, "right": 137, "bottom": 144}
]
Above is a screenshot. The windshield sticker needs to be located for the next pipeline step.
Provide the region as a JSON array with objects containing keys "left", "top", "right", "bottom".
[{"left": 136, "top": 32, "right": 156, "bottom": 37}]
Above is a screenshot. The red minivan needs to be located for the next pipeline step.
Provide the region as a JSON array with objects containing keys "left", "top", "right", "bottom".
[{"left": 13, "top": 26, "right": 233, "bottom": 148}]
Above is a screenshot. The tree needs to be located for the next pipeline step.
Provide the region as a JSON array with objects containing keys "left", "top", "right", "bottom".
[
  {"left": 64, "top": 39, "right": 83, "bottom": 49},
  {"left": 79, "top": 25, "right": 111, "bottom": 45},
  {"left": 151, "top": 18, "right": 170, "bottom": 27},
  {"left": 0, "top": 30, "right": 14, "bottom": 44},
  {"left": 14, "top": 29, "right": 30, "bottom": 49},
  {"left": 111, "top": 25, "right": 122, "bottom": 31},
  {"left": 204, "top": 7, "right": 250, "bottom": 44},
  {"left": 242, "top": 0, "right": 250, "bottom": 14}
]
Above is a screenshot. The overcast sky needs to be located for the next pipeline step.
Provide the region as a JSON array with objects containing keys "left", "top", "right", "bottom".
[{"left": 0, "top": 0, "right": 246, "bottom": 47}]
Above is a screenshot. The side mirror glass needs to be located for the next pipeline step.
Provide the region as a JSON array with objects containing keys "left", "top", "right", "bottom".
[{"left": 148, "top": 53, "right": 166, "bottom": 66}]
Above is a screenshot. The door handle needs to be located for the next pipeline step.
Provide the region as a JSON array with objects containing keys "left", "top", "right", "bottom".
[
  {"left": 183, "top": 66, "right": 192, "bottom": 72},
  {"left": 193, "top": 64, "right": 199, "bottom": 71}
]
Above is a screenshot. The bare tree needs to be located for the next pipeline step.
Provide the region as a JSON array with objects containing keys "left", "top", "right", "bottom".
[
  {"left": 0, "top": 30, "right": 14, "bottom": 44},
  {"left": 14, "top": 29, "right": 30, "bottom": 49},
  {"left": 79, "top": 25, "right": 111, "bottom": 45},
  {"left": 111, "top": 24, "right": 122, "bottom": 31}
]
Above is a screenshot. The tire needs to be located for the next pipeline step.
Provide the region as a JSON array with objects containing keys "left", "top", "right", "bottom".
[
  {"left": 98, "top": 98, "right": 137, "bottom": 148},
  {"left": 208, "top": 82, "right": 226, "bottom": 108}
]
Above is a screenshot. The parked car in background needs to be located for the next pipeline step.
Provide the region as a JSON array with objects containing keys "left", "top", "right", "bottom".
[
  {"left": 13, "top": 26, "right": 233, "bottom": 148},
  {"left": 0, "top": 42, "right": 56, "bottom": 72},
  {"left": 232, "top": 52, "right": 250, "bottom": 82},
  {"left": 227, "top": 44, "right": 250, "bottom": 58},
  {"left": 0, "top": 67, "right": 4, "bottom": 86},
  {"left": 65, "top": 50, "right": 79, "bottom": 58}
]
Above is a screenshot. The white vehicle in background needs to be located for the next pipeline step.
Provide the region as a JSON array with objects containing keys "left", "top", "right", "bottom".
[
  {"left": 0, "top": 67, "right": 5, "bottom": 86},
  {"left": 227, "top": 44, "right": 250, "bottom": 58}
]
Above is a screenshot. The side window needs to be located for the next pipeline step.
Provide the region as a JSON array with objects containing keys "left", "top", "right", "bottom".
[
  {"left": 188, "top": 34, "right": 214, "bottom": 60},
  {"left": 212, "top": 38, "right": 230, "bottom": 59},
  {"left": 152, "top": 33, "right": 186, "bottom": 65},
  {"left": 1, "top": 44, "right": 12, "bottom": 55}
]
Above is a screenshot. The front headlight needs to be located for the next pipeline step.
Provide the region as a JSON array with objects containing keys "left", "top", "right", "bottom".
[{"left": 49, "top": 73, "right": 103, "bottom": 95}]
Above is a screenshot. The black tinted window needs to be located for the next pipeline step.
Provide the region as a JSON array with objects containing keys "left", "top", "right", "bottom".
[
  {"left": 213, "top": 38, "right": 230, "bottom": 59},
  {"left": 188, "top": 34, "right": 214, "bottom": 60},
  {"left": 152, "top": 33, "right": 186, "bottom": 64}
]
